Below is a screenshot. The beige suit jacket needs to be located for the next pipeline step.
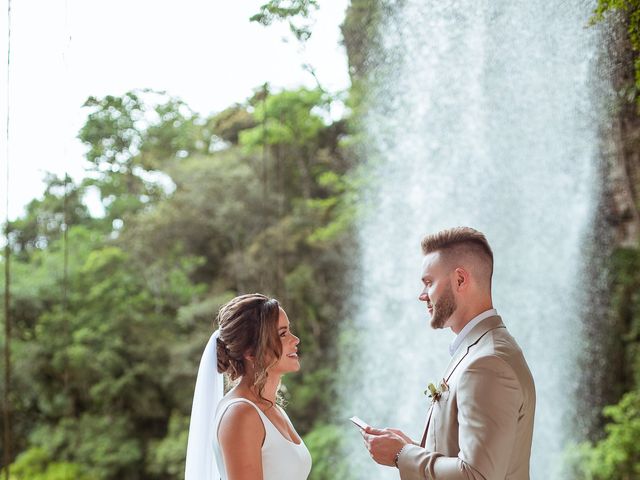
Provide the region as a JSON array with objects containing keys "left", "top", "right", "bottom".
[{"left": 397, "top": 316, "right": 535, "bottom": 480}]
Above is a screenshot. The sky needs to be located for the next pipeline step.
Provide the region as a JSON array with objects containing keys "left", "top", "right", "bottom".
[{"left": 0, "top": 0, "right": 351, "bottom": 220}]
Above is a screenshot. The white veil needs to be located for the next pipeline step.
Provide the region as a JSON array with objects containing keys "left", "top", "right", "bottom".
[{"left": 185, "top": 329, "right": 224, "bottom": 480}]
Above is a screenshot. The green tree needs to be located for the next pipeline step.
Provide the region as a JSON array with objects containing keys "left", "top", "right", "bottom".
[
  {"left": 250, "top": 0, "right": 319, "bottom": 42},
  {"left": 9, "top": 174, "right": 93, "bottom": 261},
  {"left": 2, "top": 80, "right": 358, "bottom": 478},
  {"left": 571, "top": 391, "right": 640, "bottom": 479},
  {"left": 1, "top": 220, "right": 206, "bottom": 477},
  {"left": 303, "top": 424, "right": 352, "bottom": 480},
  {"left": 1, "top": 447, "right": 90, "bottom": 480},
  {"left": 78, "top": 90, "right": 205, "bottom": 224}
]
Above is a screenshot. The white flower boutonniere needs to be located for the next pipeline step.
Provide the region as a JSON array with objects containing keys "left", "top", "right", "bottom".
[{"left": 424, "top": 378, "right": 449, "bottom": 403}]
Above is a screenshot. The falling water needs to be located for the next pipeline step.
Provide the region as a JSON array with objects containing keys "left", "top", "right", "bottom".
[{"left": 339, "top": 1, "right": 605, "bottom": 479}]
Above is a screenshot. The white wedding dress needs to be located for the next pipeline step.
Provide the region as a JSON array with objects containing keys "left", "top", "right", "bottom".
[{"left": 213, "top": 398, "right": 312, "bottom": 480}]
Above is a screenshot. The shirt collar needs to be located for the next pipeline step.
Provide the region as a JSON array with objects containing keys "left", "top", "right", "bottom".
[{"left": 449, "top": 308, "right": 498, "bottom": 357}]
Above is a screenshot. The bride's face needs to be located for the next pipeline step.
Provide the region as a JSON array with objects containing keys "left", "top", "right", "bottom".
[{"left": 269, "top": 308, "right": 301, "bottom": 375}]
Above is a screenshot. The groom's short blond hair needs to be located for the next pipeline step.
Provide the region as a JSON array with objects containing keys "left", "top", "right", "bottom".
[{"left": 421, "top": 227, "right": 494, "bottom": 283}]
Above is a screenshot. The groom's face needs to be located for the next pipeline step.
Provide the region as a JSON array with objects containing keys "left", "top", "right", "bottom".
[{"left": 419, "top": 252, "right": 457, "bottom": 329}]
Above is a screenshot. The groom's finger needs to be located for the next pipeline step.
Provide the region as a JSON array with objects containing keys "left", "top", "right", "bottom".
[{"left": 364, "top": 426, "right": 386, "bottom": 435}]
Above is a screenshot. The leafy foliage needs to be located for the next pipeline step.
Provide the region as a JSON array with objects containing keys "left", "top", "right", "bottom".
[
  {"left": 303, "top": 425, "right": 352, "bottom": 480},
  {"left": 1, "top": 84, "right": 356, "bottom": 479},
  {"left": 77, "top": 89, "right": 205, "bottom": 224},
  {"left": 1, "top": 447, "right": 90, "bottom": 480},
  {"left": 8, "top": 174, "right": 94, "bottom": 261},
  {"left": 570, "top": 244, "right": 640, "bottom": 478},
  {"left": 250, "top": 0, "right": 319, "bottom": 42},
  {"left": 569, "top": 227, "right": 640, "bottom": 480},
  {"left": 571, "top": 391, "right": 640, "bottom": 479},
  {"left": 592, "top": 1, "right": 640, "bottom": 106}
]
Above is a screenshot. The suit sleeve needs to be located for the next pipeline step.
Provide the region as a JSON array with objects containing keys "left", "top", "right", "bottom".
[{"left": 397, "top": 355, "right": 523, "bottom": 480}]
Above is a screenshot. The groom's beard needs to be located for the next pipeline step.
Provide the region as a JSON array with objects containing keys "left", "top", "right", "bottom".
[{"left": 430, "top": 284, "right": 457, "bottom": 329}]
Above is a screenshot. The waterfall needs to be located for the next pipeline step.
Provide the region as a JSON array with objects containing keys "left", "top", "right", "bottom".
[{"left": 338, "top": 1, "right": 605, "bottom": 478}]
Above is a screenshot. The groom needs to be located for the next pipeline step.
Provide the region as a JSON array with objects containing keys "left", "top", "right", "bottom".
[{"left": 362, "top": 227, "right": 535, "bottom": 479}]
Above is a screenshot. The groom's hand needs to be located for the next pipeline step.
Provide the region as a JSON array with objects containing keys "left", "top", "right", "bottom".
[
  {"left": 387, "top": 428, "right": 416, "bottom": 445},
  {"left": 363, "top": 427, "right": 416, "bottom": 446},
  {"left": 361, "top": 426, "right": 408, "bottom": 467}
]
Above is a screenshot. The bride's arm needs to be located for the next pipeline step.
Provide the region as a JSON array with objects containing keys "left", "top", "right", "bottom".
[{"left": 218, "top": 402, "right": 266, "bottom": 480}]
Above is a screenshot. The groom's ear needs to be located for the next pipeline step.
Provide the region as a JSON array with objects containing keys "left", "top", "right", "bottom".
[{"left": 453, "top": 267, "right": 469, "bottom": 291}]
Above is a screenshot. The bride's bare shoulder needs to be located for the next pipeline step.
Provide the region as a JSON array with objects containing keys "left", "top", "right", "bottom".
[{"left": 218, "top": 400, "right": 265, "bottom": 445}]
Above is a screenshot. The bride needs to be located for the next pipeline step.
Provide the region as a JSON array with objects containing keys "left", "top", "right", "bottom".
[{"left": 185, "top": 293, "right": 312, "bottom": 480}]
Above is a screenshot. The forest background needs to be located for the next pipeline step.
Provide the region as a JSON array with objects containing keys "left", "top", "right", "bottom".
[{"left": 1, "top": 1, "right": 640, "bottom": 479}]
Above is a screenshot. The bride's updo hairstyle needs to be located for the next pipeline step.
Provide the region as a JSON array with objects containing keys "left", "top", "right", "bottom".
[{"left": 215, "top": 293, "right": 282, "bottom": 403}]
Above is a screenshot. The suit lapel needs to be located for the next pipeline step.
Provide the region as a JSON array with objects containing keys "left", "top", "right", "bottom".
[
  {"left": 443, "top": 348, "right": 470, "bottom": 382},
  {"left": 443, "top": 316, "right": 505, "bottom": 380},
  {"left": 419, "top": 316, "right": 506, "bottom": 448},
  {"left": 420, "top": 403, "right": 434, "bottom": 447},
  {"left": 418, "top": 348, "right": 468, "bottom": 448}
]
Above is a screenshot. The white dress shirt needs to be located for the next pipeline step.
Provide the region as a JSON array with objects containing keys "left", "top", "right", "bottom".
[{"left": 449, "top": 308, "right": 498, "bottom": 357}]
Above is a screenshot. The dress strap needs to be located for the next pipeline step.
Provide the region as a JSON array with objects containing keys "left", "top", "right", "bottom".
[
  {"left": 218, "top": 398, "right": 267, "bottom": 423},
  {"left": 216, "top": 398, "right": 269, "bottom": 442},
  {"left": 276, "top": 405, "right": 294, "bottom": 428}
]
